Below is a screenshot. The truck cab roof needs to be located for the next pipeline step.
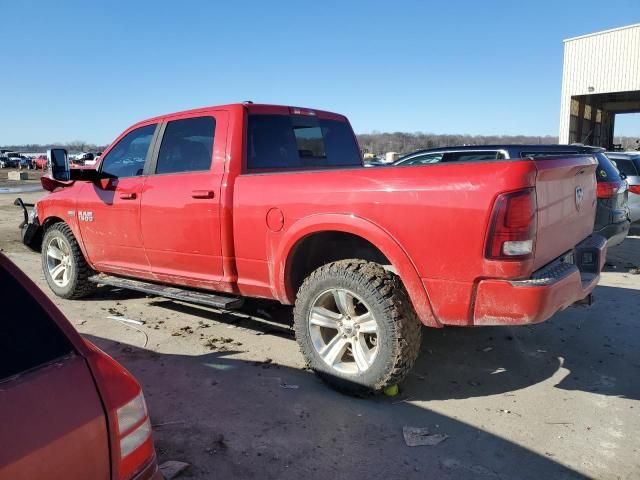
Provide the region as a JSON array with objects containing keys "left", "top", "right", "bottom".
[{"left": 129, "top": 103, "right": 348, "bottom": 129}]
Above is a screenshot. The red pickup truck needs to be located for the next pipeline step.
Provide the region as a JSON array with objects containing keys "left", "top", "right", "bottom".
[{"left": 18, "top": 103, "right": 606, "bottom": 393}]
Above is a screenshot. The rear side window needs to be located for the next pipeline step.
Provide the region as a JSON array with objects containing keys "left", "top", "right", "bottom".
[
  {"left": 156, "top": 116, "right": 215, "bottom": 174},
  {"left": 595, "top": 153, "right": 623, "bottom": 182},
  {"left": 399, "top": 152, "right": 444, "bottom": 165},
  {"left": 100, "top": 124, "right": 157, "bottom": 178},
  {"left": 0, "top": 268, "right": 74, "bottom": 382},
  {"left": 442, "top": 151, "right": 505, "bottom": 162},
  {"left": 520, "top": 151, "right": 578, "bottom": 158},
  {"left": 614, "top": 158, "right": 639, "bottom": 176},
  {"left": 246, "top": 114, "right": 362, "bottom": 170}
]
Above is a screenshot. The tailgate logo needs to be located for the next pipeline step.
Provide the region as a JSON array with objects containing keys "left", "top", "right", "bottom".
[{"left": 575, "top": 187, "right": 584, "bottom": 210}]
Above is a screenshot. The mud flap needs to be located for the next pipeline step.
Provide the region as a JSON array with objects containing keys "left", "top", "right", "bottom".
[{"left": 14, "top": 197, "right": 42, "bottom": 250}]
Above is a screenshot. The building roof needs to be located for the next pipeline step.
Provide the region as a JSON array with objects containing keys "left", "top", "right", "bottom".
[{"left": 564, "top": 23, "right": 640, "bottom": 43}]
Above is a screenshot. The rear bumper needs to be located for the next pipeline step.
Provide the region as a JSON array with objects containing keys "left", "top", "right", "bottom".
[
  {"left": 596, "top": 220, "right": 630, "bottom": 247},
  {"left": 133, "top": 456, "right": 163, "bottom": 480},
  {"left": 473, "top": 234, "right": 607, "bottom": 326}
]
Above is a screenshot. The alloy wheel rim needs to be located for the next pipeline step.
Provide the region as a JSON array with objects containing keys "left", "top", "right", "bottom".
[
  {"left": 46, "top": 237, "right": 72, "bottom": 287},
  {"left": 308, "top": 288, "right": 379, "bottom": 374}
]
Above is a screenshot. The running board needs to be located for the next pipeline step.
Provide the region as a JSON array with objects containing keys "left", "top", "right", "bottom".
[{"left": 88, "top": 274, "right": 244, "bottom": 309}]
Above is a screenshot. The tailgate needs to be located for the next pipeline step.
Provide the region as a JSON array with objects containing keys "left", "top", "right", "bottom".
[{"left": 533, "top": 155, "right": 598, "bottom": 270}]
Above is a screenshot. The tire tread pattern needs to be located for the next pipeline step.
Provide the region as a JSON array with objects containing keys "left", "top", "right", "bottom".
[
  {"left": 42, "top": 222, "right": 96, "bottom": 299},
  {"left": 294, "top": 259, "right": 421, "bottom": 394}
]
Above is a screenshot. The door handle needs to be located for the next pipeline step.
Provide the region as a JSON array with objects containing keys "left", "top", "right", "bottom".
[
  {"left": 191, "top": 190, "right": 215, "bottom": 199},
  {"left": 119, "top": 192, "right": 137, "bottom": 200}
]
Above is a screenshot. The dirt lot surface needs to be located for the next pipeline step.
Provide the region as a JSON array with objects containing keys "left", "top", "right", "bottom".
[{"left": 2, "top": 188, "right": 639, "bottom": 480}]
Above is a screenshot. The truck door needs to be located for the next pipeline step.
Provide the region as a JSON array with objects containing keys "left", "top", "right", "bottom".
[
  {"left": 76, "top": 123, "right": 158, "bottom": 274},
  {"left": 140, "top": 112, "right": 226, "bottom": 285}
]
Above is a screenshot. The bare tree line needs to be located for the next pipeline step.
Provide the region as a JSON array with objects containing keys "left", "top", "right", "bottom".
[
  {"left": 614, "top": 136, "right": 640, "bottom": 150},
  {"left": 0, "top": 141, "right": 106, "bottom": 154},
  {"left": 3, "top": 134, "right": 638, "bottom": 156}
]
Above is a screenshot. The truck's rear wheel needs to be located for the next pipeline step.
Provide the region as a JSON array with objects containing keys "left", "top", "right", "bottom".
[
  {"left": 294, "top": 260, "right": 422, "bottom": 394},
  {"left": 41, "top": 223, "right": 96, "bottom": 299}
]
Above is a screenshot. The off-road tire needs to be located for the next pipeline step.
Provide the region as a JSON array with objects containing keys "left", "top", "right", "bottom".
[
  {"left": 41, "top": 222, "right": 97, "bottom": 299},
  {"left": 294, "top": 259, "right": 422, "bottom": 395}
]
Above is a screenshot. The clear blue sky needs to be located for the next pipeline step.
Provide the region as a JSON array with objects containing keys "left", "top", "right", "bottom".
[{"left": 1, "top": 0, "right": 639, "bottom": 145}]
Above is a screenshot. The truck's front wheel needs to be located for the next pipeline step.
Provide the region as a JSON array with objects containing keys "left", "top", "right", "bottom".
[
  {"left": 294, "top": 260, "right": 422, "bottom": 394},
  {"left": 41, "top": 223, "right": 96, "bottom": 299}
]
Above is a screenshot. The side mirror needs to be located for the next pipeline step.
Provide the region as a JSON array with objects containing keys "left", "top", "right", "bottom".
[{"left": 47, "top": 148, "right": 70, "bottom": 181}]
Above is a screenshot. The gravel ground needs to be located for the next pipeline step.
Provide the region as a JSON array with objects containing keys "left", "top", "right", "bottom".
[{"left": 2, "top": 188, "right": 639, "bottom": 480}]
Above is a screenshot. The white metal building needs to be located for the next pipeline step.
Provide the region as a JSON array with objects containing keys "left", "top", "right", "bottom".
[{"left": 559, "top": 23, "right": 640, "bottom": 148}]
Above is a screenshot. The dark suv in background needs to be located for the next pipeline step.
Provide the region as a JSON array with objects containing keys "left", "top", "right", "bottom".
[{"left": 394, "top": 145, "right": 630, "bottom": 246}]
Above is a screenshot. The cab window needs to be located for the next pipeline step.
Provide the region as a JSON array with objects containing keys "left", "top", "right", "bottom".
[
  {"left": 100, "top": 124, "right": 157, "bottom": 178},
  {"left": 246, "top": 114, "right": 361, "bottom": 171},
  {"left": 155, "top": 116, "right": 216, "bottom": 175}
]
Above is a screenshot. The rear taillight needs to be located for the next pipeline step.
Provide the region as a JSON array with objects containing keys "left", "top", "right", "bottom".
[
  {"left": 87, "top": 345, "right": 155, "bottom": 480},
  {"left": 117, "top": 392, "right": 153, "bottom": 468},
  {"left": 597, "top": 180, "right": 625, "bottom": 198},
  {"left": 629, "top": 184, "right": 640, "bottom": 195},
  {"left": 485, "top": 188, "right": 537, "bottom": 260}
]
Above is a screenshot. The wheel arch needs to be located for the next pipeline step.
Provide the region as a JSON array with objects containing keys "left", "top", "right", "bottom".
[
  {"left": 273, "top": 214, "right": 440, "bottom": 327},
  {"left": 41, "top": 215, "right": 65, "bottom": 231},
  {"left": 40, "top": 214, "right": 93, "bottom": 269}
]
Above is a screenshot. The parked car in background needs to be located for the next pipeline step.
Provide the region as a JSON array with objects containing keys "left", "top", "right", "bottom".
[
  {"left": 8, "top": 152, "right": 23, "bottom": 161},
  {"left": 84, "top": 152, "right": 102, "bottom": 166},
  {"left": 3, "top": 152, "right": 33, "bottom": 169},
  {"left": 17, "top": 156, "right": 31, "bottom": 169},
  {"left": 76, "top": 152, "right": 95, "bottom": 163},
  {"left": 0, "top": 155, "right": 10, "bottom": 168},
  {"left": 34, "top": 155, "right": 48, "bottom": 169},
  {"left": 1, "top": 153, "right": 20, "bottom": 168},
  {"left": 363, "top": 157, "right": 388, "bottom": 167},
  {"left": 606, "top": 152, "right": 640, "bottom": 223},
  {"left": 0, "top": 254, "right": 161, "bottom": 480},
  {"left": 395, "top": 144, "right": 630, "bottom": 246}
]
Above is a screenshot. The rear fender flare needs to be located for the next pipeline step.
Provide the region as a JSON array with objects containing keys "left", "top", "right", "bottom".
[{"left": 272, "top": 213, "right": 440, "bottom": 327}]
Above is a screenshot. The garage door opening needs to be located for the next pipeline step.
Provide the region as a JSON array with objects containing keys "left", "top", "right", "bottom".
[{"left": 565, "top": 91, "right": 640, "bottom": 149}]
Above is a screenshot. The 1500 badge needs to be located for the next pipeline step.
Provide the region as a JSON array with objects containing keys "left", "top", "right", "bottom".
[{"left": 78, "top": 211, "right": 94, "bottom": 222}]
